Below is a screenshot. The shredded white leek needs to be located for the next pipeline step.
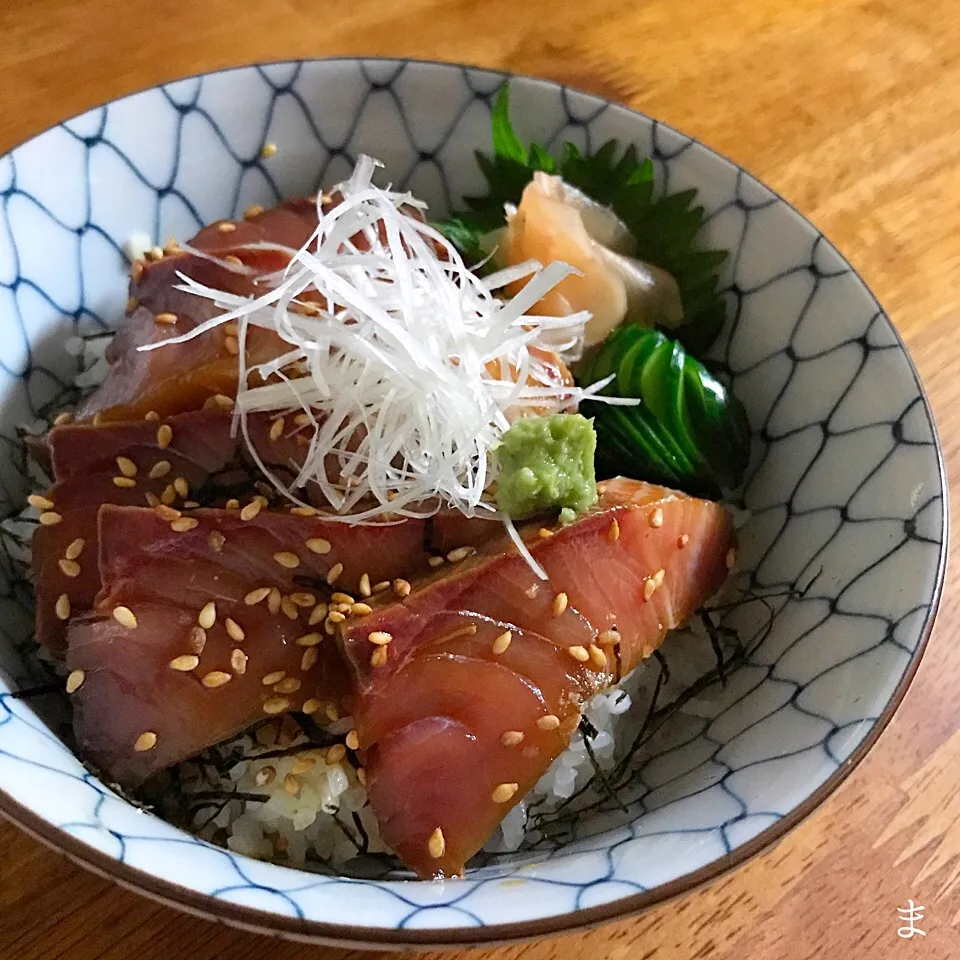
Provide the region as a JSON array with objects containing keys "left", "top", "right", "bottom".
[{"left": 141, "top": 156, "right": 628, "bottom": 536}]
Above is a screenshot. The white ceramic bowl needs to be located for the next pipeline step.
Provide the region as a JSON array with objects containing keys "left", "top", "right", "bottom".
[{"left": 0, "top": 58, "right": 946, "bottom": 947}]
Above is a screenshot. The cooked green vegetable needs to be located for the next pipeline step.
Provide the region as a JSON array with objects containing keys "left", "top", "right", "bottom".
[
  {"left": 495, "top": 414, "right": 598, "bottom": 519},
  {"left": 579, "top": 324, "right": 750, "bottom": 498},
  {"left": 437, "top": 84, "right": 729, "bottom": 353}
]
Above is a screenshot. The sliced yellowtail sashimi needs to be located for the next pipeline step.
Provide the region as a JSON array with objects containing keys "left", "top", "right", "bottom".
[
  {"left": 337, "top": 477, "right": 735, "bottom": 878},
  {"left": 499, "top": 172, "right": 684, "bottom": 347}
]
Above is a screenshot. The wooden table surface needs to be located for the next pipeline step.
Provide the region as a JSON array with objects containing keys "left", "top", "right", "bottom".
[{"left": 1, "top": 0, "right": 958, "bottom": 956}]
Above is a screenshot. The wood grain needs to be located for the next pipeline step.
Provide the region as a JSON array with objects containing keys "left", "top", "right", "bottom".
[{"left": 1, "top": 0, "right": 958, "bottom": 956}]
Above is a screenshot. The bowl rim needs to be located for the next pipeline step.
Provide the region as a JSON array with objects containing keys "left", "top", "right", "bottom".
[{"left": 0, "top": 54, "right": 948, "bottom": 949}]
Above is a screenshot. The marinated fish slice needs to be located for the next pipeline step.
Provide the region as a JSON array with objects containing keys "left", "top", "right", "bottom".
[
  {"left": 339, "top": 477, "right": 733, "bottom": 878},
  {"left": 32, "top": 413, "right": 236, "bottom": 651},
  {"left": 364, "top": 643, "right": 590, "bottom": 878},
  {"left": 66, "top": 598, "right": 348, "bottom": 786},
  {"left": 78, "top": 199, "right": 326, "bottom": 424},
  {"left": 48, "top": 409, "right": 236, "bottom": 480},
  {"left": 62, "top": 503, "right": 440, "bottom": 785},
  {"left": 96, "top": 505, "right": 434, "bottom": 609}
]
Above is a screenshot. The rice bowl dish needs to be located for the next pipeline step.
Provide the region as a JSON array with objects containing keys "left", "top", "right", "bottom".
[{"left": 0, "top": 59, "right": 944, "bottom": 944}]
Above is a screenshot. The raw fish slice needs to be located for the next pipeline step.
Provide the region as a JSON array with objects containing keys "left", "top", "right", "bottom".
[{"left": 339, "top": 477, "right": 733, "bottom": 877}]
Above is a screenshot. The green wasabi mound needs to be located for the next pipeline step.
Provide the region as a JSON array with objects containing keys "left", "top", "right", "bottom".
[{"left": 495, "top": 414, "right": 598, "bottom": 520}]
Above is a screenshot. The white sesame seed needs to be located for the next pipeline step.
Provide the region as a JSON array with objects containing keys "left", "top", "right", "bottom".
[
  {"left": 284, "top": 773, "right": 301, "bottom": 795},
  {"left": 301, "top": 647, "right": 318, "bottom": 671},
  {"left": 240, "top": 500, "right": 262, "bottom": 521},
  {"left": 27, "top": 494, "right": 55, "bottom": 510},
  {"left": 244, "top": 203, "right": 264, "bottom": 219},
  {"left": 198, "top": 601, "right": 217, "bottom": 629},
  {"left": 428, "top": 556, "right": 445, "bottom": 568},
  {"left": 267, "top": 588, "right": 282, "bottom": 615},
  {"left": 112, "top": 606, "right": 138, "bottom": 628},
  {"left": 153, "top": 504, "right": 180, "bottom": 522},
  {"left": 202, "top": 671, "right": 232, "bottom": 688},
  {"left": 225, "top": 618, "right": 244, "bottom": 642},
  {"left": 326, "top": 743, "right": 347, "bottom": 764},
  {"left": 55, "top": 593, "right": 71, "bottom": 621},
  {"left": 262, "top": 671, "right": 286, "bottom": 686},
  {"left": 370, "top": 646, "right": 388, "bottom": 667},
  {"left": 351, "top": 602, "right": 373, "bottom": 616},
  {"left": 154, "top": 312, "right": 178, "bottom": 326},
  {"left": 358, "top": 573, "right": 372, "bottom": 597},
  {"left": 173, "top": 476, "right": 189, "bottom": 498},
  {"left": 649, "top": 507, "right": 664, "bottom": 529},
  {"left": 589, "top": 644, "right": 607, "bottom": 668},
  {"left": 189, "top": 626, "right": 207, "bottom": 654},
  {"left": 326, "top": 562, "right": 344, "bottom": 584},
  {"left": 261, "top": 142, "right": 278, "bottom": 159},
  {"left": 144, "top": 492, "right": 161, "bottom": 507},
  {"left": 231, "top": 648, "right": 248, "bottom": 675},
  {"left": 58, "top": 559, "right": 81, "bottom": 578},
  {"left": 112, "top": 476, "right": 136, "bottom": 489},
  {"left": 492, "top": 782, "right": 519, "bottom": 803},
  {"left": 428, "top": 827, "right": 445, "bottom": 859},
  {"left": 53, "top": 411, "right": 74, "bottom": 426},
  {"left": 305, "top": 537, "right": 331, "bottom": 554},
  {"left": 607, "top": 518, "right": 620, "bottom": 542},
  {"left": 148, "top": 460, "right": 171, "bottom": 479},
  {"left": 134, "top": 731, "right": 158, "bottom": 752},
  {"left": 368, "top": 631, "right": 393, "bottom": 646},
  {"left": 65, "top": 538, "right": 85, "bottom": 560},
  {"left": 274, "top": 677, "right": 301, "bottom": 695},
  {"left": 568, "top": 645, "right": 590, "bottom": 662},
  {"left": 492, "top": 631, "right": 512, "bottom": 655},
  {"left": 726, "top": 547, "right": 737, "bottom": 570},
  {"left": 273, "top": 551, "right": 300, "bottom": 570},
  {"left": 116, "top": 456, "right": 138, "bottom": 478},
  {"left": 65, "top": 669, "right": 85, "bottom": 693},
  {"left": 171, "top": 517, "right": 199, "bottom": 532},
  {"left": 301, "top": 698, "right": 323, "bottom": 715},
  {"left": 262, "top": 696, "right": 291, "bottom": 715},
  {"left": 308, "top": 605, "right": 328, "bottom": 626},
  {"left": 446, "top": 545, "right": 475, "bottom": 563},
  {"left": 345, "top": 729, "right": 360, "bottom": 751},
  {"left": 596, "top": 629, "right": 621, "bottom": 647},
  {"left": 156, "top": 424, "right": 173, "bottom": 449},
  {"left": 537, "top": 715, "right": 561, "bottom": 731},
  {"left": 373, "top": 580, "right": 391, "bottom": 594},
  {"left": 245, "top": 587, "right": 271, "bottom": 606},
  {"left": 552, "top": 592, "right": 569, "bottom": 617},
  {"left": 501, "top": 730, "right": 524, "bottom": 747},
  {"left": 38, "top": 511, "right": 62, "bottom": 526},
  {"left": 169, "top": 655, "right": 199, "bottom": 672},
  {"left": 269, "top": 417, "right": 285, "bottom": 442},
  {"left": 678, "top": 533, "right": 690, "bottom": 549},
  {"left": 392, "top": 578, "right": 411, "bottom": 598}
]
